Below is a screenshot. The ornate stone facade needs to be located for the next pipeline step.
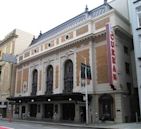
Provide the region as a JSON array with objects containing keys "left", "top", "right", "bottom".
[{"left": 9, "top": 2, "right": 137, "bottom": 123}]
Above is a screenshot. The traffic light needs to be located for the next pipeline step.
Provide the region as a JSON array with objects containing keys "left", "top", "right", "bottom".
[
  {"left": 86, "top": 65, "right": 91, "bottom": 80},
  {"left": 81, "top": 63, "right": 85, "bottom": 79},
  {"left": 110, "top": 84, "right": 116, "bottom": 90}
]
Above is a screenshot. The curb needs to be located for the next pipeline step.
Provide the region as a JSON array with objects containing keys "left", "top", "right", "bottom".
[
  {"left": 2, "top": 119, "right": 141, "bottom": 129},
  {"left": 0, "top": 119, "right": 112, "bottom": 129}
]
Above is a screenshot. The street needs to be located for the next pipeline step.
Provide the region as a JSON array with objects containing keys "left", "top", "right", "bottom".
[{"left": 0, "top": 120, "right": 105, "bottom": 129}]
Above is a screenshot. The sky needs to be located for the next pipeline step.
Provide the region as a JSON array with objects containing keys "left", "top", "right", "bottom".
[{"left": 0, "top": 0, "right": 111, "bottom": 40}]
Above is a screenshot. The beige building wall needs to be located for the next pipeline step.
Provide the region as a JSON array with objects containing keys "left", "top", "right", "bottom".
[
  {"left": 109, "top": 0, "right": 129, "bottom": 20},
  {"left": 15, "top": 11, "right": 133, "bottom": 123},
  {"left": 0, "top": 29, "right": 33, "bottom": 117},
  {"left": 14, "top": 29, "right": 33, "bottom": 55},
  {"left": 12, "top": 1, "right": 136, "bottom": 123}
]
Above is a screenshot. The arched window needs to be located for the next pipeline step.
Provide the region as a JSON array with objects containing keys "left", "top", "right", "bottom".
[
  {"left": 31, "top": 69, "right": 38, "bottom": 96},
  {"left": 45, "top": 65, "right": 53, "bottom": 94},
  {"left": 64, "top": 60, "right": 73, "bottom": 93},
  {"left": 99, "top": 94, "right": 114, "bottom": 121}
]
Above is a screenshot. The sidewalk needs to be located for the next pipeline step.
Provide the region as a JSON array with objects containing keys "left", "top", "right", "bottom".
[
  {"left": 1, "top": 118, "right": 141, "bottom": 129},
  {"left": 93, "top": 123, "right": 141, "bottom": 129}
]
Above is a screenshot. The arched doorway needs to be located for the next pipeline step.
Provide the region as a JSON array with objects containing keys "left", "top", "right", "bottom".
[
  {"left": 45, "top": 65, "right": 53, "bottom": 94},
  {"left": 31, "top": 69, "right": 38, "bottom": 95},
  {"left": 99, "top": 94, "right": 114, "bottom": 121},
  {"left": 64, "top": 60, "right": 73, "bottom": 93}
]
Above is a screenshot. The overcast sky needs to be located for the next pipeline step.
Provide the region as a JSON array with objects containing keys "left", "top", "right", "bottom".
[{"left": 0, "top": 0, "right": 111, "bottom": 40}]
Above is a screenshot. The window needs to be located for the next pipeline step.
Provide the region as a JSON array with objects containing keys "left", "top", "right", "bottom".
[
  {"left": 48, "top": 43, "right": 51, "bottom": 47},
  {"left": 46, "top": 65, "right": 53, "bottom": 94},
  {"left": 136, "top": 6, "right": 141, "bottom": 27},
  {"left": 65, "top": 35, "right": 69, "bottom": 40},
  {"left": 0, "top": 66, "right": 2, "bottom": 81},
  {"left": 31, "top": 69, "right": 38, "bottom": 96},
  {"left": 64, "top": 60, "right": 73, "bottom": 93},
  {"left": 4, "top": 102, "right": 7, "bottom": 105},
  {"left": 125, "top": 62, "right": 130, "bottom": 75},
  {"left": 127, "top": 82, "right": 132, "bottom": 95},
  {"left": 139, "top": 36, "right": 141, "bottom": 49},
  {"left": 124, "top": 46, "right": 129, "bottom": 54}
]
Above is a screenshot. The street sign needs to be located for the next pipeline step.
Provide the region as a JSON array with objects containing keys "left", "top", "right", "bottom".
[
  {"left": 2, "top": 54, "right": 17, "bottom": 64},
  {"left": 81, "top": 63, "right": 91, "bottom": 80},
  {"left": 81, "top": 63, "right": 86, "bottom": 79},
  {"left": 86, "top": 65, "right": 91, "bottom": 80}
]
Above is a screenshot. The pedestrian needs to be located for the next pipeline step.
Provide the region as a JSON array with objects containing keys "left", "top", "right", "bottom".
[
  {"left": 80, "top": 111, "right": 84, "bottom": 122},
  {"left": 53, "top": 112, "right": 57, "bottom": 120}
]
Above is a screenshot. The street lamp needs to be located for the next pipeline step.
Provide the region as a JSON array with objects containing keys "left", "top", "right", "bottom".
[
  {"left": 69, "top": 49, "right": 89, "bottom": 124},
  {"left": 80, "top": 56, "right": 89, "bottom": 125}
]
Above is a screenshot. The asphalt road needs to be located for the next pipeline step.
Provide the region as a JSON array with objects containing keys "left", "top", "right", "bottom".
[{"left": 0, "top": 120, "right": 105, "bottom": 129}]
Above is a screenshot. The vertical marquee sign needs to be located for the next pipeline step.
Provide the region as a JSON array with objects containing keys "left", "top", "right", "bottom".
[{"left": 106, "top": 24, "right": 117, "bottom": 90}]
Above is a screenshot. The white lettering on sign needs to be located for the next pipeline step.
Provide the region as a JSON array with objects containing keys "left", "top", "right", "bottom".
[
  {"left": 110, "top": 32, "right": 117, "bottom": 81},
  {"left": 106, "top": 24, "right": 118, "bottom": 88}
]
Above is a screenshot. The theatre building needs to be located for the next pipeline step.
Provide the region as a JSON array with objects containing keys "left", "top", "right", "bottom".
[{"left": 9, "top": 1, "right": 138, "bottom": 123}]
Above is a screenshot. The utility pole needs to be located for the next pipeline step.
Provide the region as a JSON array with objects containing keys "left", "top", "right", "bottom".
[{"left": 81, "top": 60, "right": 89, "bottom": 124}]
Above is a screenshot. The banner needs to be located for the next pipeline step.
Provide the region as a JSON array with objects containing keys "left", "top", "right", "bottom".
[{"left": 106, "top": 24, "right": 117, "bottom": 90}]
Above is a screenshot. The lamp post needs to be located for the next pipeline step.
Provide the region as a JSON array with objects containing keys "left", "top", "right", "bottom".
[
  {"left": 80, "top": 57, "right": 89, "bottom": 125},
  {"left": 69, "top": 49, "right": 89, "bottom": 124}
]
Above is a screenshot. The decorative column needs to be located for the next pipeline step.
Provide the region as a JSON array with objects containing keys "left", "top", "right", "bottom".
[
  {"left": 74, "top": 103, "right": 80, "bottom": 122},
  {"left": 57, "top": 104, "right": 62, "bottom": 121}
]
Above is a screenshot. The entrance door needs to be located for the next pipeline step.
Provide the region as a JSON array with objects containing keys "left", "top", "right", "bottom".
[
  {"left": 21, "top": 106, "right": 26, "bottom": 119},
  {"left": 44, "top": 104, "right": 53, "bottom": 119},
  {"left": 30, "top": 104, "right": 37, "bottom": 117},
  {"left": 80, "top": 106, "right": 86, "bottom": 122},
  {"left": 99, "top": 94, "right": 114, "bottom": 121},
  {"left": 62, "top": 103, "right": 75, "bottom": 121}
]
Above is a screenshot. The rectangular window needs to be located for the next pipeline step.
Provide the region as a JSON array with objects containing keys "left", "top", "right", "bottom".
[
  {"left": 139, "top": 36, "right": 141, "bottom": 49},
  {"left": 124, "top": 46, "right": 129, "bottom": 54},
  {"left": 0, "top": 66, "right": 2, "bottom": 81},
  {"left": 125, "top": 62, "right": 130, "bottom": 75},
  {"left": 127, "top": 82, "right": 132, "bottom": 95},
  {"left": 136, "top": 6, "right": 141, "bottom": 27},
  {"left": 4, "top": 102, "right": 7, "bottom": 105}
]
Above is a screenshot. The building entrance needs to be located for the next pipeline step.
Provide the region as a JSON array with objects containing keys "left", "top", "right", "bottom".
[
  {"left": 80, "top": 106, "right": 86, "bottom": 122},
  {"left": 0, "top": 108, "right": 6, "bottom": 118},
  {"left": 30, "top": 104, "right": 37, "bottom": 117},
  {"left": 99, "top": 94, "right": 114, "bottom": 121},
  {"left": 62, "top": 103, "right": 75, "bottom": 120},
  {"left": 44, "top": 104, "right": 53, "bottom": 119}
]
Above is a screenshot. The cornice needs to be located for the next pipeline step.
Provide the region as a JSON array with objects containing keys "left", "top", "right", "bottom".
[
  {"left": 17, "top": 34, "right": 94, "bottom": 65},
  {"left": 0, "top": 30, "right": 18, "bottom": 46}
]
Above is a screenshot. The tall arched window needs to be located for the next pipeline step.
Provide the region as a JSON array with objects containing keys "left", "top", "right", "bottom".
[
  {"left": 64, "top": 60, "right": 73, "bottom": 93},
  {"left": 45, "top": 65, "right": 53, "bottom": 94},
  {"left": 31, "top": 69, "right": 38, "bottom": 96},
  {"left": 99, "top": 94, "right": 114, "bottom": 121}
]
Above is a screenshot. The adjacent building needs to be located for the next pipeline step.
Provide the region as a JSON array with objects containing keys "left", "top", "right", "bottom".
[
  {"left": 0, "top": 29, "right": 33, "bottom": 117},
  {"left": 8, "top": 0, "right": 138, "bottom": 123},
  {"left": 128, "top": 0, "right": 141, "bottom": 118}
]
